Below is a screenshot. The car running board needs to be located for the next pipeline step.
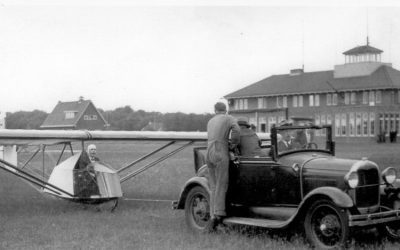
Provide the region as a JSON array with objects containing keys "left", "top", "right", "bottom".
[{"left": 223, "top": 217, "right": 289, "bottom": 229}]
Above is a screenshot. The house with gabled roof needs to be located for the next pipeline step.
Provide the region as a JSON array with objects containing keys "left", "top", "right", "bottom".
[
  {"left": 225, "top": 39, "right": 400, "bottom": 142},
  {"left": 40, "top": 97, "right": 109, "bottom": 130}
]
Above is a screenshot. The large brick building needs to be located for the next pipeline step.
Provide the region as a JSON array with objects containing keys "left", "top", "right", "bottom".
[{"left": 225, "top": 41, "right": 400, "bottom": 142}]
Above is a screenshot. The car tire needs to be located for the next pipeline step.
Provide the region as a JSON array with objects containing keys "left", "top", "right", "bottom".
[
  {"left": 184, "top": 186, "right": 211, "bottom": 232},
  {"left": 304, "top": 199, "right": 350, "bottom": 249}
]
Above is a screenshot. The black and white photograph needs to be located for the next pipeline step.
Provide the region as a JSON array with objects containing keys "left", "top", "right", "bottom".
[{"left": 1, "top": 0, "right": 400, "bottom": 249}]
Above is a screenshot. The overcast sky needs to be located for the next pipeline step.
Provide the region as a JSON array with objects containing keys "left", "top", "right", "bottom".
[{"left": 1, "top": 0, "right": 400, "bottom": 114}]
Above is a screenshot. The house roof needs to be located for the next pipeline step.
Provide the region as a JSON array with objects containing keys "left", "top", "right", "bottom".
[
  {"left": 41, "top": 99, "right": 107, "bottom": 128},
  {"left": 224, "top": 65, "right": 400, "bottom": 98},
  {"left": 343, "top": 45, "right": 383, "bottom": 55}
]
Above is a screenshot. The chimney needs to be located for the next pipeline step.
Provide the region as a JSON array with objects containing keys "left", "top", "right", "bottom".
[
  {"left": 78, "top": 96, "right": 84, "bottom": 103},
  {"left": 290, "top": 68, "right": 304, "bottom": 76}
]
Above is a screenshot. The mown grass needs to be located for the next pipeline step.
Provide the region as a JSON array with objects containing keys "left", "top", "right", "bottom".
[{"left": 1, "top": 141, "right": 400, "bottom": 249}]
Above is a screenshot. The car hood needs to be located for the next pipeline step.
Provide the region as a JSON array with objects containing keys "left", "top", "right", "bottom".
[{"left": 278, "top": 152, "right": 360, "bottom": 172}]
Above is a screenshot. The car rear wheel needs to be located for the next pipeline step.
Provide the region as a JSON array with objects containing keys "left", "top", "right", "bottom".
[
  {"left": 304, "top": 200, "right": 350, "bottom": 249},
  {"left": 185, "top": 186, "right": 211, "bottom": 232}
]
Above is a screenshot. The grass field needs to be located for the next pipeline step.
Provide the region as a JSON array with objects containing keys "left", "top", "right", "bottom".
[{"left": 1, "top": 141, "right": 400, "bottom": 249}]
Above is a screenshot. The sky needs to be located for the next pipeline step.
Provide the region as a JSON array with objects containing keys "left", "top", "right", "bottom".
[{"left": 1, "top": 0, "right": 400, "bottom": 114}]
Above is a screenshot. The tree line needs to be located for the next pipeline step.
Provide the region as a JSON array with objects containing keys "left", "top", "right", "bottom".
[{"left": 4, "top": 106, "right": 213, "bottom": 132}]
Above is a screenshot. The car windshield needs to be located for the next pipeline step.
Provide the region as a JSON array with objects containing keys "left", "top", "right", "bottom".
[{"left": 276, "top": 126, "right": 330, "bottom": 155}]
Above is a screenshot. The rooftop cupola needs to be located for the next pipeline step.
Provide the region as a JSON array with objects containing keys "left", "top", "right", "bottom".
[
  {"left": 343, "top": 37, "right": 383, "bottom": 64},
  {"left": 334, "top": 37, "right": 391, "bottom": 78}
]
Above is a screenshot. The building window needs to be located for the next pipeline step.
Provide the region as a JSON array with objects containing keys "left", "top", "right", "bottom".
[
  {"left": 276, "top": 97, "right": 281, "bottom": 108},
  {"left": 332, "top": 93, "right": 338, "bottom": 105},
  {"left": 293, "top": 96, "right": 298, "bottom": 107},
  {"left": 258, "top": 97, "right": 267, "bottom": 109},
  {"left": 84, "top": 115, "right": 89, "bottom": 120},
  {"left": 344, "top": 93, "right": 350, "bottom": 105},
  {"left": 65, "top": 111, "right": 76, "bottom": 119},
  {"left": 259, "top": 117, "right": 266, "bottom": 133},
  {"left": 236, "top": 99, "right": 248, "bottom": 110},
  {"left": 315, "top": 94, "right": 320, "bottom": 106},
  {"left": 385, "top": 114, "right": 390, "bottom": 132},
  {"left": 327, "top": 114, "right": 332, "bottom": 126},
  {"left": 299, "top": 95, "right": 303, "bottom": 107},
  {"left": 349, "top": 113, "right": 355, "bottom": 136},
  {"left": 283, "top": 96, "right": 287, "bottom": 108},
  {"left": 239, "top": 99, "right": 244, "bottom": 109},
  {"left": 315, "top": 114, "right": 320, "bottom": 136},
  {"left": 335, "top": 114, "right": 340, "bottom": 136},
  {"left": 309, "top": 95, "right": 314, "bottom": 107},
  {"left": 257, "top": 98, "right": 263, "bottom": 109},
  {"left": 341, "top": 113, "right": 347, "bottom": 136},
  {"left": 369, "top": 91, "right": 375, "bottom": 106},
  {"left": 379, "top": 114, "right": 384, "bottom": 134},
  {"left": 321, "top": 115, "right": 326, "bottom": 135},
  {"left": 327, "top": 94, "right": 332, "bottom": 106},
  {"left": 370, "top": 113, "right": 375, "bottom": 136},
  {"left": 376, "top": 90, "right": 382, "bottom": 104},
  {"left": 356, "top": 113, "right": 362, "bottom": 136},
  {"left": 92, "top": 115, "right": 97, "bottom": 120},
  {"left": 363, "top": 91, "right": 368, "bottom": 104},
  {"left": 362, "top": 112, "right": 369, "bottom": 136},
  {"left": 351, "top": 92, "right": 356, "bottom": 104}
]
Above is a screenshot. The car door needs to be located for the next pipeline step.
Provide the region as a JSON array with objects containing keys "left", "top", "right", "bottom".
[{"left": 229, "top": 157, "right": 280, "bottom": 206}]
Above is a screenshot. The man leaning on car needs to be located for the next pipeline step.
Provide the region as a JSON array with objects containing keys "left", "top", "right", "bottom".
[{"left": 206, "top": 102, "right": 240, "bottom": 232}]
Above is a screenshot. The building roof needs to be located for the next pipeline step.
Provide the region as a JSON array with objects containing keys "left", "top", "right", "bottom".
[
  {"left": 41, "top": 99, "right": 108, "bottom": 128},
  {"left": 224, "top": 65, "right": 400, "bottom": 98},
  {"left": 343, "top": 45, "right": 383, "bottom": 55}
]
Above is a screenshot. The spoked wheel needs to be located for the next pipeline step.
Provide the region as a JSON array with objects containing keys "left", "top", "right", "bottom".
[
  {"left": 185, "top": 186, "right": 211, "bottom": 232},
  {"left": 304, "top": 200, "right": 350, "bottom": 249}
]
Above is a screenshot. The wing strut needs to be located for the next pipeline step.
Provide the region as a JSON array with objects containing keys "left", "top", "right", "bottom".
[
  {"left": 21, "top": 146, "right": 41, "bottom": 169},
  {"left": 117, "top": 141, "right": 176, "bottom": 174},
  {"left": 120, "top": 141, "right": 194, "bottom": 183},
  {"left": 0, "top": 158, "right": 74, "bottom": 197}
]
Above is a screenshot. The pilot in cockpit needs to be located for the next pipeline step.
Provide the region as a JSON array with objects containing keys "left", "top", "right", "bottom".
[{"left": 87, "top": 144, "right": 100, "bottom": 163}]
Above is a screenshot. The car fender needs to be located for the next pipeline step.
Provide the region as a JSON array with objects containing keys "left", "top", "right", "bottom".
[
  {"left": 301, "top": 186, "right": 354, "bottom": 209},
  {"left": 270, "top": 187, "right": 354, "bottom": 228},
  {"left": 174, "top": 176, "right": 210, "bottom": 210}
]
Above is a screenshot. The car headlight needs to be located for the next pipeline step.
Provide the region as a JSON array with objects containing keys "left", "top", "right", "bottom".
[
  {"left": 344, "top": 171, "right": 359, "bottom": 189},
  {"left": 382, "top": 167, "right": 397, "bottom": 184}
]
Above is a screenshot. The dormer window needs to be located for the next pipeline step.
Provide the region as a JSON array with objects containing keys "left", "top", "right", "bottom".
[{"left": 65, "top": 111, "right": 77, "bottom": 119}]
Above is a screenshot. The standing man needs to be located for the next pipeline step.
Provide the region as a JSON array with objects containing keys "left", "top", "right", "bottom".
[{"left": 206, "top": 102, "right": 240, "bottom": 231}]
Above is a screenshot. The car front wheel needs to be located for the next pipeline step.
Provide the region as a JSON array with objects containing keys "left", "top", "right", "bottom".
[
  {"left": 304, "top": 200, "right": 350, "bottom": 249},
  {"left": 184, "top": 186, "right": 211, "bottom": 232}
]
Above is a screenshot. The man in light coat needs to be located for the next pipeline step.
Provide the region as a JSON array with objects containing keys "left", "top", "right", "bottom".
[{"left": 206, "top": 102, "right": 240, "bottom": 231}]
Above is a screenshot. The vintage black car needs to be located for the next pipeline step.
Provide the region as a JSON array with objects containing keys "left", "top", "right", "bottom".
[{"left": 173, "top": 124, "right": 400, "bottom": 249}]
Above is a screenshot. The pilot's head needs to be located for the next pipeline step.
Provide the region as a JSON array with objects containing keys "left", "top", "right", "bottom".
[{"left": 87, "top": 144, "right": 97, "bottom": 158}]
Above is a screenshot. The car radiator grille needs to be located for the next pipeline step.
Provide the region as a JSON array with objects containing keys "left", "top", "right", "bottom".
[{"left": 355, "top": 168, "right": 380, "bottom": 208}]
